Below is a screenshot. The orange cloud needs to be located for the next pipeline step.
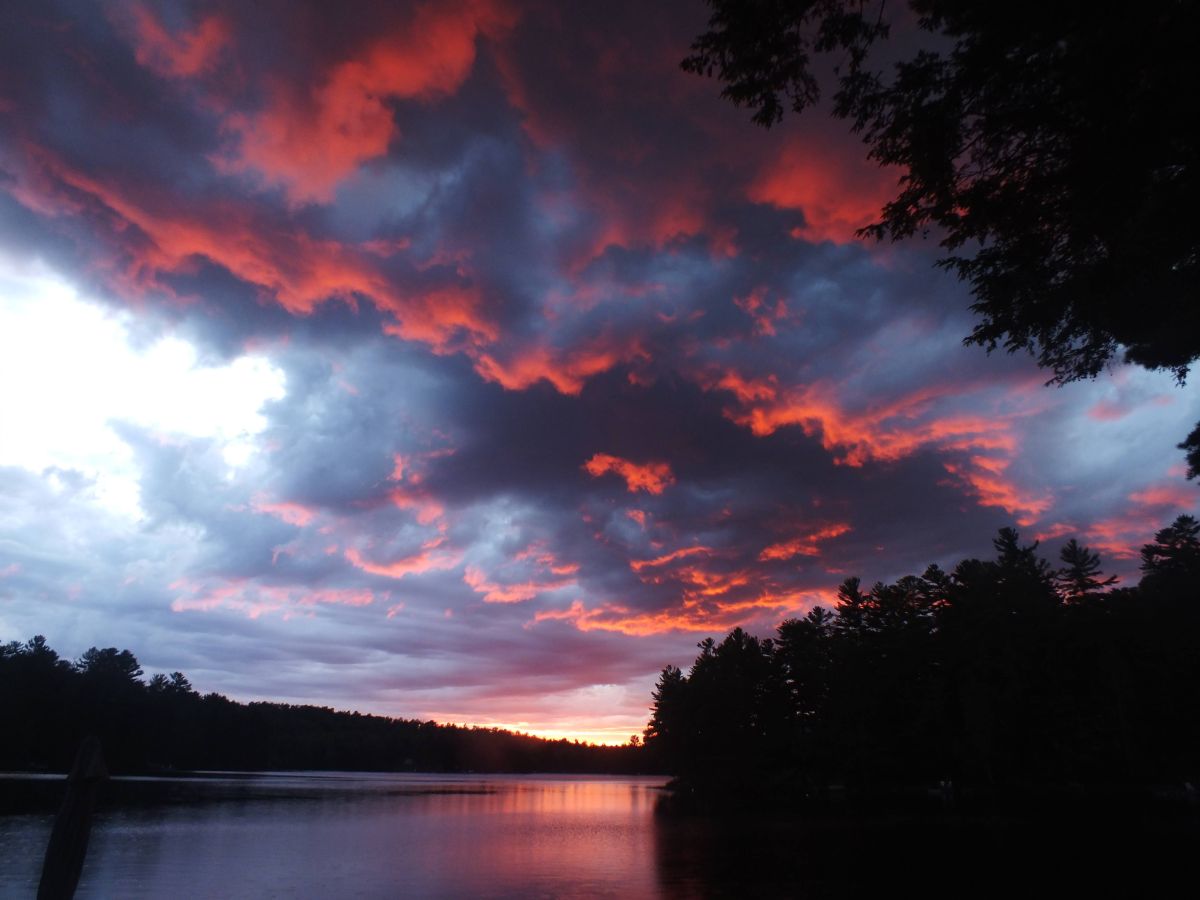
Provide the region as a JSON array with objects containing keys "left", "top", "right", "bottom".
[
  {"left": 699, "top": 366, "right": 1054, "bottom": 523},
  {"left": 388, "top": 487, "right": 445, "bottom": 526},
  {"left": 533, "top": 587, "right": 837, "bottom": 636},
  {"left": 220, "top": 0, "right": 512, "bottom": 204},
  {"left": 464, "top": 540, "right": 579, "bottom": 603},
  {"left": 387, "top": 453, "right": 447, "bottom": 525},
  {"left": 473, "top": 335, "right": 647, "bottom": 394},
  {"left": 666, "top": 564, "right": 753, "bottom": 599},
  {"left": 1049, "top": 481, "right": 1199, "bottom": 563},
  {"left": 759, "top": 523, "right": 852, "bottom": 561},
  {"left": 709, "top": 371, "right": 1017, "bottom": 467},
  {"left": 8, "top": 144, "right": 497, "bottom": 353},
  {"left": 463, "top": 565, "right": 575, "bottom": 604},
  {"left": 344, "top": 538, "right": 460, "bottom": 579},
  {"left": 941, "top": 457, "right": 1051, "bottom": 527},
  {"left": 583, "top": 453, "right": 674, "bottom": 494},
  {"left": 514, "top": 542, "right": 579, "bottom": 576},
  {"left": 629, "top": 545, "right": 710, "bottom": 572},
  {"left": 171, "top": 579, "right": 376, "bottom": 619}
]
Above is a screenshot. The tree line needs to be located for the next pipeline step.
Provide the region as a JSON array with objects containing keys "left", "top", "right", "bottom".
[
  {"left": 643, "top": 516, "right": 1200, "bottom": 805},
  {"left": 0, "top": 640, "right": 646, "bottom": 776}
]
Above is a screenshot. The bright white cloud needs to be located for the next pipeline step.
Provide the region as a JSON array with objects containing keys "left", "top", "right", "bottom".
[{"left": 0, "top": 260, "right": 286, "bottom": 518}]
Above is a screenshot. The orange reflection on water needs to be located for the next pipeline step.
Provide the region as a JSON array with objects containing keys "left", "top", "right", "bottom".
[{"left": 396, "top": 776, "right": 662, "bottom": 891}]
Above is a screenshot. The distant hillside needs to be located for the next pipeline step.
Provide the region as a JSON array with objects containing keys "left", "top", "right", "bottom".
[{"left": 0, "top": 637, "right": 652, "bottom": 776}]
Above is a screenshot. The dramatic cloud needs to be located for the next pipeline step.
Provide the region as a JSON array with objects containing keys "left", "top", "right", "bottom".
[
  {"left": 584, "top": 453, "right": 676, "bottom": 495},
  {"left": 0, "top": 0, "right": 1196, "bottom": 743}
]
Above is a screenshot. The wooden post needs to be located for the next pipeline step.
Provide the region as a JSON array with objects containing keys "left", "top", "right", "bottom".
[{"left": 38, "top": 736, "right": 108, "bottom": 900}]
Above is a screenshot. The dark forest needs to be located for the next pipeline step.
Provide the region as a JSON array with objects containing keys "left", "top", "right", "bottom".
[
  {"left": 0, "top": 641, "right": 644, "bottom": 778},
  {"left": 643, "top": 516, "right": 1200, "bottom": 809}
]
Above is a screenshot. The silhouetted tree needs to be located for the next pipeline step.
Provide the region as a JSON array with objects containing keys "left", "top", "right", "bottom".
[
  {"left": 684, "top": 1, "right": 1200, "bottom": 472},
  {"left": 1140, "top": 514, "right": 1200, "bottom": 579},
  {"left": 1, "top": 639, "right": 649, "bottom": 776},
  {"left": 75, "top": 647, "right": 143, "bottom": 683},
  {"left": 645, "top": 516, "right": 1200, "bottom": 804},
  {"left": 1180, "top": 425, "right": 1200, "bottom": 481},
  {"left": 645, "top": 664, "right": 688, "bottom": 762},
  {"left": 1055, "top": 539, "right": 1117, "bottom": 601}
]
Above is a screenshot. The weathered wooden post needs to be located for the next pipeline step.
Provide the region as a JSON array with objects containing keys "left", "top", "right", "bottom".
[{"left": 38, "top": 736, "right": 108, "bottom": 900}]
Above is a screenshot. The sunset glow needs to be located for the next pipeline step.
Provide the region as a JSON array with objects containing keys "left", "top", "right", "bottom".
[{"left": 1, "top": 0, "right": 1197, "bottom": 746}]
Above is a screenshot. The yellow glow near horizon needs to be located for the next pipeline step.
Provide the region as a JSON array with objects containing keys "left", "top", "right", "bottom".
[{"left": 442, "top": 720, "right": 641, "bottom": 747}]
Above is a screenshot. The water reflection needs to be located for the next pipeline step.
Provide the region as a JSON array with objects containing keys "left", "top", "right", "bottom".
[
  {"left": 1, "top": 774, "right": 666, "bottom": 899},
  {"left": 3, "top": 773, "right": 1196, "bottom": 898},
  {"left": 651, "top": 797, "right": 1200, "bottom": 899}
]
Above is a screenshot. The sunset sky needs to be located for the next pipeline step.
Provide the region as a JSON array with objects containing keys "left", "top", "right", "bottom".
[{"left": 1, "top": 0, "right": 1197, "bottom": 744}]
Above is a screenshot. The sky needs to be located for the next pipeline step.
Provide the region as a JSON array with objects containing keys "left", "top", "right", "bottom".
[{"left": 1, "top": 0, "right": 1197, "bottom": 744}]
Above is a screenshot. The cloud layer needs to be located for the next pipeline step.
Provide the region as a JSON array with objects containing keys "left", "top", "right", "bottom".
[{"left": 0, "top": 0, "right": 1196, "bottom": 742}]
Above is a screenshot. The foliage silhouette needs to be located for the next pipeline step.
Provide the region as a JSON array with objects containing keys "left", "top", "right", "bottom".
[
  {"left": 1056, "top": 538, "right": 1117, "bottom": 600},
  {"left": 644, "top": 516, "right": 1200, "bottom": 807},
  {"left": 0, "top": 642, "right": 649, "bottom": 777},
  {"left": 684, "top": 1, "right": 1200, "bottom": 473}
]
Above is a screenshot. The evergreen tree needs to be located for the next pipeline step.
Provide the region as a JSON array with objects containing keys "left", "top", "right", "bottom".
[
  {"left": 1055, "top": 539, "right": 1117, "bottom": 601},
  {"left": 1140, "top": 515, "right": 1200, "bottom": 578}
]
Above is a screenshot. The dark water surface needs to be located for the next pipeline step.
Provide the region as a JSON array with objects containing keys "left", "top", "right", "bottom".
[{"left": 2, "top": 772, "right": 1196, "bottom": 898}]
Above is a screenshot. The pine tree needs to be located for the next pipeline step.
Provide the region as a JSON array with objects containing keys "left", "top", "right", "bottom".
[{"left": 1055, "top": 539, "right": 1117, "bottom": 601}]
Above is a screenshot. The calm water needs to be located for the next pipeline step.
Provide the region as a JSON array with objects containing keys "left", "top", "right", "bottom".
[
  {"left": 1, "top": 773, "right": 670, "bottom": 898},
  {"left": 3, "top": 772, "right": 1197, "bottom": 898}
]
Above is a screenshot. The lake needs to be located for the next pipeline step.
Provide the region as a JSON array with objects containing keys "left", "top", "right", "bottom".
[{"left": 2, "top": 772, "right": 1197, "bottom": 898}]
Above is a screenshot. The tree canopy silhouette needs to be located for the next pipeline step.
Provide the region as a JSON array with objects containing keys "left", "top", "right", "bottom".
[
  {"left": 0, "top": 640, "right": 649, "bottom": 776},
  {"left": 644, "top": 515, "right": 1200, "bottom": 807},
  {"left": 684, "top": 1, "right": 1200, "bottom": 474}
]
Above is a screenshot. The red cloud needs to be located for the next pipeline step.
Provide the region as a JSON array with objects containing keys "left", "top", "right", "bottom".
[
  {"left": 124, "top": 4, "right": 230, "bottom": 78},
  {"left": 220, "top": 1, "right": 512, "bottom": 204},
  {"left": 583, "top": 453, "right": 675, "bottom": 494},
  {"left": 473, "top": 335, "right": 647, "bottom": 394},
  {"left": 748, "top": 130, "right": 897, "bottom": 244},
  {"left": 734, "top": 286, "right": 791, "bottom": 337},
  {"left": 8, "top": 144, "right": 497, "bottom": 353}
]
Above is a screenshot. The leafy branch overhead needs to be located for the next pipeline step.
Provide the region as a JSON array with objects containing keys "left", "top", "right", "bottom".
[{"left": 685, "top": 1, "right": 1200, "bottom": 471}]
